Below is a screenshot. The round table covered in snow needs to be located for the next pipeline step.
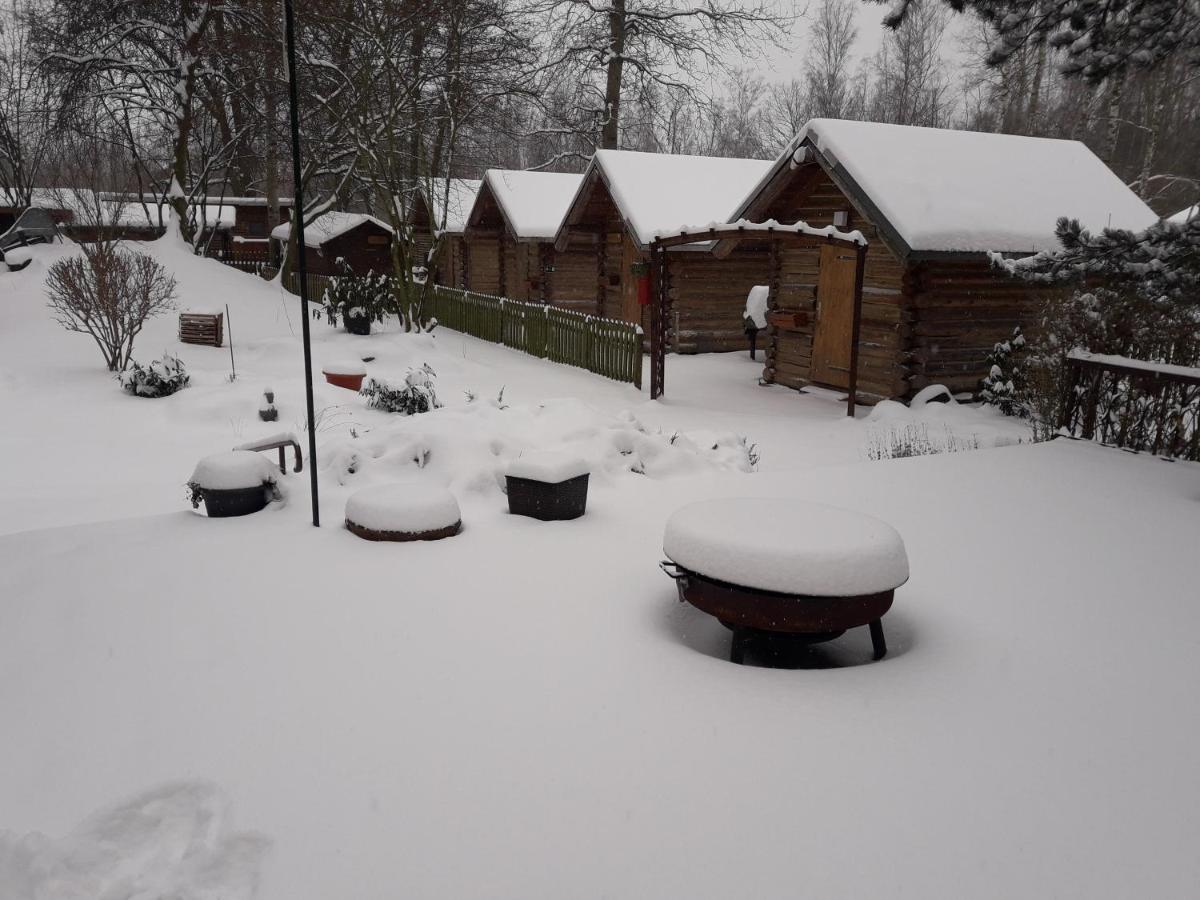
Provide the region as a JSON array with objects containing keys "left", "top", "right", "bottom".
[{"left": 661, "top": 499, "right": 909, "bottom": 663}]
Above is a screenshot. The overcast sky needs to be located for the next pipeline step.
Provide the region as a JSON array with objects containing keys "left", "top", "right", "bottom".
[{"left": 756, "top": 1, "right": 974, "bottom": 87}]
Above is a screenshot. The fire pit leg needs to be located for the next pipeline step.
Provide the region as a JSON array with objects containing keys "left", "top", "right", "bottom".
[
  {"left": 869, "top": 619, "right": 887, "bottom": 660},
  {"left": 730, "top": 627, "right": 750, "bottom": 665}
]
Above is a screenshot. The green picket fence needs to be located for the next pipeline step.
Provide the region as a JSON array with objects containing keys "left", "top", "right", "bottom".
[
  {"left": 282, "top": 270, "right": 335, "bottom": 302},
  {"left": 275, "top": 276, "right": 643, "bottom": 388},
  {"left": 428, "top": 286, "right": 643, "bottom": 388}
]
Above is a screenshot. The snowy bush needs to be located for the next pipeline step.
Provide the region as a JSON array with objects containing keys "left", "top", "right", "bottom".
[
  {"left": 979, "top": 287, "right": 1200, "bottom": 442},
  {"left": 360, "top": 364, "right": 441, "bottom": 415},
  {"left": 316, "top": 259, "right": 391, "bottom": 332},
  {"left": 979, "top": 327, "right": 1026, "bottom": 417},
  {"left": 45, "top": 243, "right": 177, "bottom": 371},
  {"left": 120, "top": 352, "right": 190, "bottom": 398},
  {"left": 866, "top": 423, "right": 980, "bottom": 460}
]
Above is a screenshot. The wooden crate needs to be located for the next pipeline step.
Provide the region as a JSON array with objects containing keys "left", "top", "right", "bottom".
[{"left": 179, "top": 311, "right": 224, "bottom": 347}]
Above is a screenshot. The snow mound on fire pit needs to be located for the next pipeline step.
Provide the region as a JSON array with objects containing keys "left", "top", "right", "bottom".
[
  {"left": 189, "top": 451, "right": 278, "bottom": 491},
  {"left": 663, "top": 498, "right": 909, "bottom": 596},
  {"left": 345, "top": 482, "right": 461, "bottom": 534}
]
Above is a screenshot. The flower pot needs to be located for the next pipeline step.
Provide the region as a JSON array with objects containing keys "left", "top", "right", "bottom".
[
  {"left": 199, "top": 485, "right": 268, "bottom": 518},
  {"left": 258, "top": 407, "right": 278, "bottom": 422},
  {"left": 323, "top": 370, "right": 366, "bottom": 391},
  {"left": 506, "top": 473, "right": 589, "bottom": 521},
  {"left": 345, "top": 314, "right": 371, "bottom": 336}
]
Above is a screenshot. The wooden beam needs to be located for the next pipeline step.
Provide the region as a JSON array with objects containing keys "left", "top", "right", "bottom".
[{"left": 846, "top": 242, "right": 867, "bottom": 418}]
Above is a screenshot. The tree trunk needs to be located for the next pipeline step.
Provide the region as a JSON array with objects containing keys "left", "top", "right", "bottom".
[{"left": 600, "top": 0, "right": 626, "bottom": 149}]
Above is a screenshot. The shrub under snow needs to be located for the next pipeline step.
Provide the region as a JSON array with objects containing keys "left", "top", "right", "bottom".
[
  {"left": 360, "top": 364, "right": 441, "bottom": 415},
  {"left": 120, "top": 352, "right": 190, "bottom": 398}
]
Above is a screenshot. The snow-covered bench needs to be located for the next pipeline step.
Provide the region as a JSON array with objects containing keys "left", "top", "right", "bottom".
[{"left": 661, "top": 499, "right": 909, "bottom": 664}]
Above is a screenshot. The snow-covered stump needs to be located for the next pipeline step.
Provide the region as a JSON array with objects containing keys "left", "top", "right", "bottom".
[
  {"left": 504, "top": 452, "right": 590, "bottom": 521},
  {"left": 344, "top": 484, "right": 461, "bottom": 542},
  {"left": 321, "top": 359, "right": 367, "bottom": 392},
  {"left": 661, "top": 499, "right": 909, "bottom": 665},
  {"left": 187, "top": 451, "right": 279, "bottom": 518}
]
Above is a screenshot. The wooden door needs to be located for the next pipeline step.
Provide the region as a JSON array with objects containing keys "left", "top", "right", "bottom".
[{"left": 810, "top": 243, "right": 858, "bottom": 388}]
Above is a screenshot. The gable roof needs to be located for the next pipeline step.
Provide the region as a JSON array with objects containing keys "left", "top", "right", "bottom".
[
  {"left": 556, "top": 150, "right": 773, "bottom": 251},
  {"left": 732, "top": 119, "right": 1159, "bottom": 259},
  {"left": 430, "top": 178, "right": 482, "bottom": 234},
  {"left": 468, "top": 170, "right": 582, "bottom": 241},
  {"left": 270, "top": 211, "right": 392, "bottom": 246}
]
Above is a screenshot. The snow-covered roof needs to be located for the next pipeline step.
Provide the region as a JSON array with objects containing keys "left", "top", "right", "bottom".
[
  {"left": 426, "top": 178, "right": 481, "bottom": 235},
  {"left": 0, "top": 187, "right": 74, "bottom": 210},
  {"left": 270, "top": 211, "right": 392, "bottom": 246},
  {"left": 0, "top": 188, "right": 236, "bottom": 229},
  {"left": 476, "top": 170, "right": 583, "bottom": 241},
  {"left": 1167, "top": 204, "right": 1197, "bottom": 224},
  {"left": 733, "top": 119, "right": 1160, "bottom": 257},
  {"left": 110, "top": 200, "right": 236, "bottom": 229},
  {"left": 558, "top": 150, "right": 773, "bottom": 250}
]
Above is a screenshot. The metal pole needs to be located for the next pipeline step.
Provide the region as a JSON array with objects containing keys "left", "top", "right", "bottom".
[{"left": 283, "top": 0, "right": 320, "bottom": 526}]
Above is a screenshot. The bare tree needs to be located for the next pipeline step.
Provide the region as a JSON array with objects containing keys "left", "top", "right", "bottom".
[
  {"left": 865, "top": 0, "right": 951, "bottom": 127},
  {"left": 0, "top": 0, "right": 62, "bottom": 205},
  {"left": 806, "top": 0, "right": 858, "bottom": 119},
  {"left": 46, "top": 244, "right": 178, "bottom": 371},
  {"left": 536, "top": 0, "right": 792, "bottom": 152}
]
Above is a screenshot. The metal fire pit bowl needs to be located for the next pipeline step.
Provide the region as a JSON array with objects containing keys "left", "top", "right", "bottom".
[{"left": 661, "top": 562, "right": 893, "bottom": 664}]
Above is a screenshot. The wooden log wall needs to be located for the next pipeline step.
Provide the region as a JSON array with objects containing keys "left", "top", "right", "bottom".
[
  {"left": 547, "top": 241, "right": 602, "bottom": 315},
  {"left": 466, "top": 236, "right": 501, "bottom": 295},
  {"left": 759, "top": 165, "right": 910, "bottom": 401},
  {"left": 668, "top": 246, "right": 771, "bottom": 353},
  {"left": 908, "top": 260, "right": 1048, "bottom": 395}
]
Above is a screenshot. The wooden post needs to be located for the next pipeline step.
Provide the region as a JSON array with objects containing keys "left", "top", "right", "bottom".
[
  {"left": 649, "top": 241, "right": 665, "bottom": 399},
  {"left": 845, "top": 242, "right": 867, "bottom": 418}
]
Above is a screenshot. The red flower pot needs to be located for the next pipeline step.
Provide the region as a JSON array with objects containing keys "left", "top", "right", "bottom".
[{"left": 323, "top": 370, "right": 365, "bottom": 391}]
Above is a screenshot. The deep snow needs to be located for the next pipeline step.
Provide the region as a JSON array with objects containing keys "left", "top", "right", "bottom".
[{"left": 1, "top": 239, "right": 1197, "bottom": 899}]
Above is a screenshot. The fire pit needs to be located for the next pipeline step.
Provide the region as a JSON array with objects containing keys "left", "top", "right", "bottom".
[{"left": 661, "top": 499, "right": 909, "bottom": 664}]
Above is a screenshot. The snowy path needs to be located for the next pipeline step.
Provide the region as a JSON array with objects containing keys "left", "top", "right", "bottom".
[{"left": 1, "top": 441, "right": 1197, "bottom": 898}]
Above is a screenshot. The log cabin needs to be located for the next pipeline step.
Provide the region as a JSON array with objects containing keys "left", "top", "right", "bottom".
[
  {"left": 721, "top": 119, "right": 1159, "bottom": 400},
  {"left": 460, "top": 170, "right": 591, "bottom": 308},
  {"left": 552, "top": 150, "right": 773, "bottom": 351},
  {"left": 269, "top": 211, "right": 393, "bottom": 276},
  {"left": 411, "top": 178, "right": 481, "bottom": 286}
]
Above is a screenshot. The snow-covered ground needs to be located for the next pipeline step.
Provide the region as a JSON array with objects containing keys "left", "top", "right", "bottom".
[{"left": 1, "top": 239, "right": 1197, "bottom": 898}]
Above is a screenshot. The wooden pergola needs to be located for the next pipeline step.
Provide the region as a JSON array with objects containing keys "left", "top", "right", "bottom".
[{"left": 648, "top": 223, "right": 868, "bottom": 416}]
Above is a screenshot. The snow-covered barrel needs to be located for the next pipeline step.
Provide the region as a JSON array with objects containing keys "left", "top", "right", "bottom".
[
  {"left": 661, "top": 498, "right": 908, "bottom": 663},
  {"left": 344, "top": 483, "right": 461, "bottom": 542}
]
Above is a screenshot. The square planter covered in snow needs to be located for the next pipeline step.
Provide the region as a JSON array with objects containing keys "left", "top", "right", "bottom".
[{"left": 505, "top": 452, "right": 590, "bottom": 521}]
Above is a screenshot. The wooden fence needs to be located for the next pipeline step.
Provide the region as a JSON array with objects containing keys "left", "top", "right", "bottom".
[
  {"left": 281, "top": 270, "right": 335, "bottom": 302},
  {"left": 271, "top": 276, "right": 643, "bottom": 388},
  {"left": 1058, "top": 350, "right": 1200, "bottom": 461},
  {"left": 427, "top": 286, "right": 643, "bottom": 388}
]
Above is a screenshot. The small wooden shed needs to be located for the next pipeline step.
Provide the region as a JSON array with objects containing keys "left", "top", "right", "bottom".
[
  {"left": 411, "top": 178, "right": 481, "bottom": 285},
  {"left": 723, "top": 119, "right": 1160, "bottom": 400},
  {"left": 460, "top": 170, "right": 590, "bottom": 308},
  {"left": 270, "top": 211, "right": 393, "bottom": 276},
  {"left": 552, "top": 150, "right": 773, "bottom": 352}
]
